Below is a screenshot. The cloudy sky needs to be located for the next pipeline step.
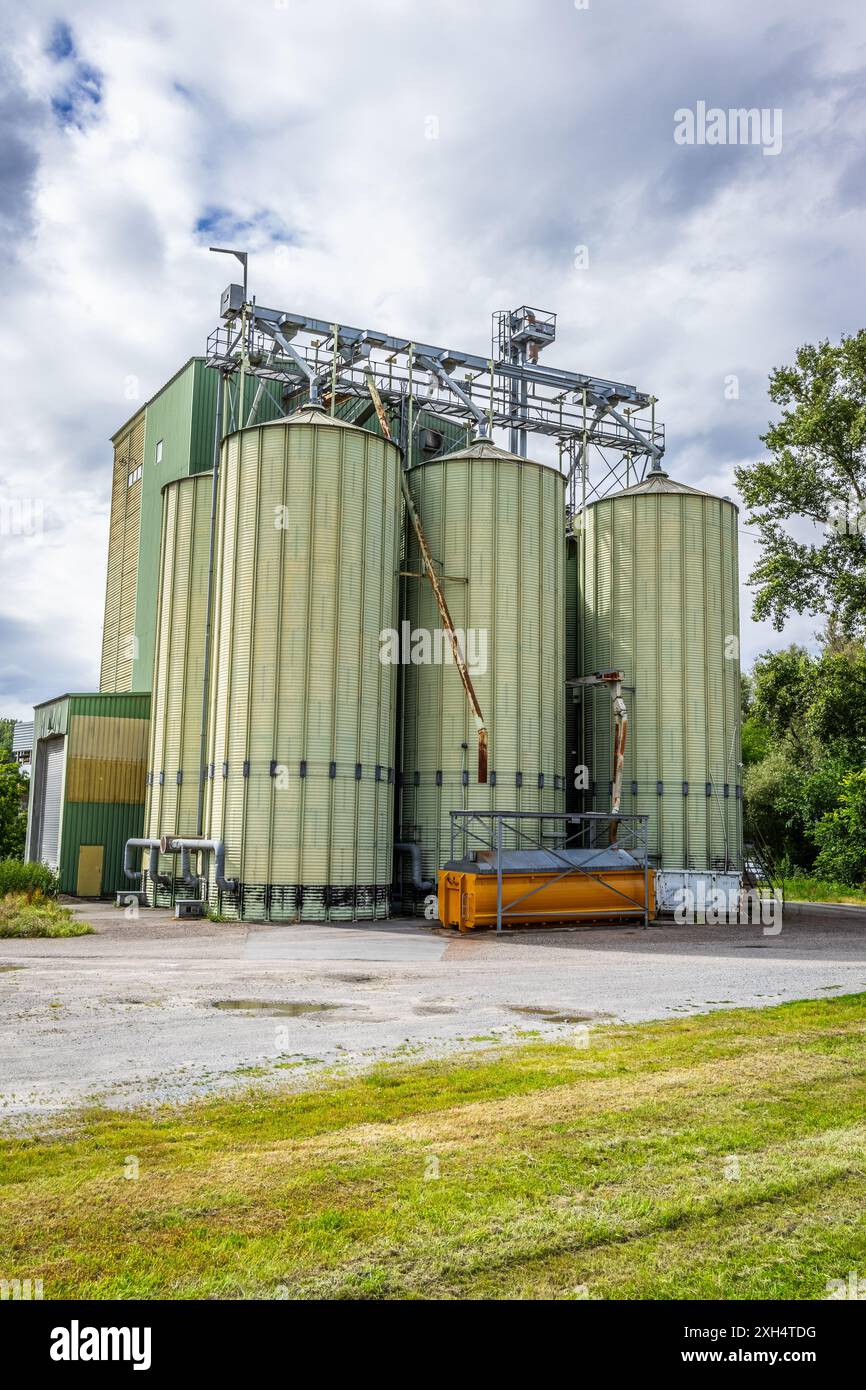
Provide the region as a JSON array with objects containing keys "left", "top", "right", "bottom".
[{"left": 1, "top": 0, "right": 864, "bottom": 719}]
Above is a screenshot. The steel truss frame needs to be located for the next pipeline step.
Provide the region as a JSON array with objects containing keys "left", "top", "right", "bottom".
[{"left": 205, "top": 293, "right": 665, "bottom": 511}]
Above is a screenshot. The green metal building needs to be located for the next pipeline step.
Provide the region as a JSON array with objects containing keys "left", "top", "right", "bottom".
[
  {"left": 26, "top": 693, "right": 151, "bottom": 895},
  {"left": 99, "top": 358, "right": 284, "bottom": 698}
]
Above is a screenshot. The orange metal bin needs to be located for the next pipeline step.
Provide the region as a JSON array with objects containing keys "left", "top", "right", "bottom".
[{"left": 438, "top": 850, "right": 653, "bottom": 932}]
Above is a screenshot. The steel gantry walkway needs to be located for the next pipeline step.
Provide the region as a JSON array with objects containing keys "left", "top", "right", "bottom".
[{"left": 205, "top": 270, "right": 664, "bottom": 511}]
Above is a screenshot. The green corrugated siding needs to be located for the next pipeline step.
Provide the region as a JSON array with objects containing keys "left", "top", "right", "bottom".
[
  {"left": 188, "top": 360, "right": 219, "bottom": 473},
  {"left": 581, "top": 491, "right": 741, "bottom": 870},
  {"left": 400, "top": 445, "right": 567, "bottom": 879},
  {"left": 68, "top": 693, "right": 151, "bottom": 720},
  {"left": 58, "top": 801, "right": 145, "bottom": 896},
  {"left": 132, "top": 363, "right": 198, "bottom": 692},
  {"left": 130, "top": 361, "right": 284, "bottom": 692},
  {"left": 33, "top": 698, "right": 70, "bottom": 740}
]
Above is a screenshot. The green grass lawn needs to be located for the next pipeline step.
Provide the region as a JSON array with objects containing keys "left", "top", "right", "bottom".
[{"left": 1, "top": 995, "right": 865, "bottom": 1300}]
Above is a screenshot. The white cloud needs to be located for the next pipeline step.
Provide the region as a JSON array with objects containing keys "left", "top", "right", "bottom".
[{"left": 1, "top": 0, "right": 865, "bottom": 716}]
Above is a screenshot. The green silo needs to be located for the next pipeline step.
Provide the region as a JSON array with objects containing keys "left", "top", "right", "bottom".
[
  {"left": 205, "top": 407, "right": 400, "bottom": 920},
  {"left": 577, "top": 469, "right": 742, "bottom": 870},
  {"left": 399, "top": 439, "right": 567, "bottom": 880},
  {"left": 144, "top": 472, "right": 213, "bottom": 901}
]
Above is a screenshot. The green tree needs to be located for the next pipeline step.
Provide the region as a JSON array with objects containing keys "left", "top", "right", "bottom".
[
  {"left": 739, "top": 672, "right": 771, "bottom": 766},
  {"left": 750, "top": 641, "right": 866, "bottom": 755},
  {"left": 735, "top": 332, "right": 866, "bottom": 636},
  {"left": 0, "top": 719, "right": 14, "bottom": 760},
  {"left": 0, "top": 758, "right": 28, "bottom": 859},
  {"left": 742, "top": 640, "right": 866, "bottom": 869},
  {"left": 813, "top": 770, "right": 866, "bottom": 886},
  {"left": 750, "top": 646, "right": 814, "bottom": 747},
  {"left": 743, "top": 741, "right": 845, "bottom": 870}
]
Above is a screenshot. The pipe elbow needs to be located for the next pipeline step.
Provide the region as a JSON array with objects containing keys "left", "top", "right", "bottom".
[{"left": 395, "top": 841, "right": 434, "bottom": 894}]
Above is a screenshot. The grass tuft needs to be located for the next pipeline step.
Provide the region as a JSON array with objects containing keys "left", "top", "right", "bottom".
[{"left": 0, "top": 892, "right": 93, "bottom": 938}]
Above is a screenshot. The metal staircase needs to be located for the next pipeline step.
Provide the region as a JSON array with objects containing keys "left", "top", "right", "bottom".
[{"left": 743, "top": 825, "right": 785, "bottom": 906}]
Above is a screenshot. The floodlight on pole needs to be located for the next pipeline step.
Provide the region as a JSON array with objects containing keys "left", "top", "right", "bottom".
[{"left": 209, "top": 246, "right": 248, "bottom": 300}]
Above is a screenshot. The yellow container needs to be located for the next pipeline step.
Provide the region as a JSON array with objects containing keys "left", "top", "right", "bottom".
[{"left": 438, "top": 864, "right": 653, "bottom": 931}]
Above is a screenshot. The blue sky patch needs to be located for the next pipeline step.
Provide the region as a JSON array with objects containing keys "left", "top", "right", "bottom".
[
  {"left": 46, "top": 22, "right": 103, "bottom": 129},
  {"left": 46, "top": 20, "right": 75, "bottom": 62}
]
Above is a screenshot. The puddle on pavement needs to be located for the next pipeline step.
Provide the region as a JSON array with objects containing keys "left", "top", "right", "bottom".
[
  {"left": 414, "top": 1004, "right": 459, "bottom": 1015},
  {"left": 509, "top": 1005, "right": 608, "bottom": 1025},
  {"left": 331, "top": 974, "right": 376, "bottom": 985},
  {"left": 212, "top": 999, "right": 343, "bottom": 1016}
]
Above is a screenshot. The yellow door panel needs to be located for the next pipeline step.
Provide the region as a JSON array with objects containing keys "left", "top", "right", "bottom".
[{"left": 76, "top": 845, "right": 104, "bottom": 897}]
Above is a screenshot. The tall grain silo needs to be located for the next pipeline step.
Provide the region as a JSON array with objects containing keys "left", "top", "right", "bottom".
[
  {"left": 399, "top": 439, "right": 566, "bottom": 880},
  {"left": 576, "top": 468, "right": 741, "bottom": 874},
  {"left": 205, "top": 407, "right": 400, "bottom": 920},
  {"left": 144, "top": 472, "right": 213, "bottom": 901}
]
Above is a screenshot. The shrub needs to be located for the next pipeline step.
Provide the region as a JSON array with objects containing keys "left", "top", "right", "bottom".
[
  {"left": 0, "top": 892, "right": 92, "bottom": 938},
  {"left": 0, "top": 859, "right": 60, "bottom": 898}
]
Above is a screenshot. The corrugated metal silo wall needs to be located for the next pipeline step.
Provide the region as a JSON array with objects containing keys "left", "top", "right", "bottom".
[
  {"left": 399, "top": 447, "right": 567, "bottom": 882},
  {"left": 565, "top": 530, "right": 579, "bottom": 812},
  {"left": 581, "top": 492, "right": 742, "bottom": 870},
  {"left": 143, "top": 473, "right": 213, "bottom": 902},
  {"left": 205, "top": 414, "right": 400, "bottom": 921}
]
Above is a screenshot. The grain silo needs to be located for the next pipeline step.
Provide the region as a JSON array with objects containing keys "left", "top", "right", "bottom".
[
  {"left": 205, "top": 407, "right": 400, "bottom": 920},
  {"left": 399, "top": 439, "right": 566, "bottom": 880},
  {"left": 143, "top": 472, "right": 213, "bottom": 901},
  {"left": 575, "top": 468, "right": 742, "bottom": 876}
]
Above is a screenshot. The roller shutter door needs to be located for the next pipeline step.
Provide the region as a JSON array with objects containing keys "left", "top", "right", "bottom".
[{"left": 38, "top": 738, "right": 65, "bottom": 869}]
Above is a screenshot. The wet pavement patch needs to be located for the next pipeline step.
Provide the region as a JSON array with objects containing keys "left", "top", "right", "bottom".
[
  {"left": 212, "top": 999, "right": 343, "bottom": 1016},
  {"left": 0, "top": 965, "right": 24, "bottom": 973},
  {"left": 509, "top": 1005, "right": 610, "bottom": 1025}
]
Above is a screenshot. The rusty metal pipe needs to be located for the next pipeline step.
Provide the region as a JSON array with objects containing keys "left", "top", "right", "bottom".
[{"left": 610, "top": 688, "right": 628, "bottom": 846}]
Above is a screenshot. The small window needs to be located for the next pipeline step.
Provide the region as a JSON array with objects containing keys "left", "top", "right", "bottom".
[
  {"left": 127, "top": 465, "right": 142, "bottom": 486},
  {"left": 155, "top": 439, "right": 163, "bottom": 465}
]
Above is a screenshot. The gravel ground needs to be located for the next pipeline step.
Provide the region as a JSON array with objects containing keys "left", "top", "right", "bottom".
[{"left": 1, "top": 899, "right": 864, "bottom": 1125}]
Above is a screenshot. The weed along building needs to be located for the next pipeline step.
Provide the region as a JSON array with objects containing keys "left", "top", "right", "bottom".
[{"left": 25, "top": 292, "right": 743, "bottom": 926}]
